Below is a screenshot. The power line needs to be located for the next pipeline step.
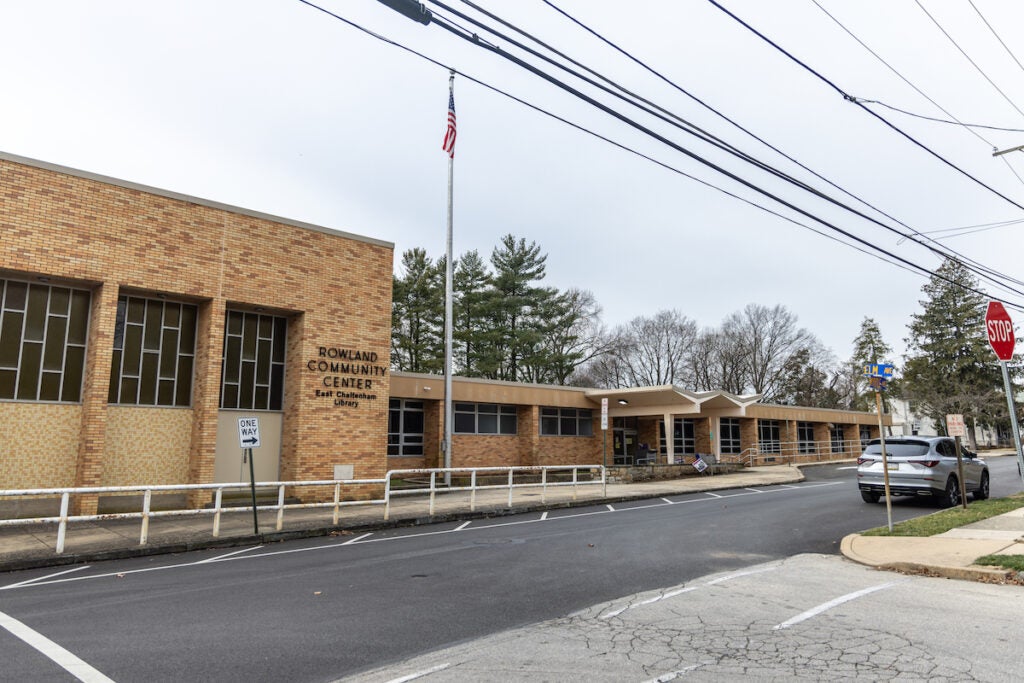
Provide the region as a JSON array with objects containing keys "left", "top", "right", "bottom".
[
  {"left": 970, "top": 0, "right": 1024, "bottom": 78},
  {"left": 851, "top": 97, "right": 1024, "bottom": 133},
  {"left": 299, "top": 0, "right": 1024, "bottom": 311},
  {"left": 447, "top": 0, "right": 1024, "bottom": 296},
  {"left": 914, "top": 0, "right": 1024, "bottom": 122},
  {"left": 383, "top": 1, "right": 1024, "bottom": 308}
]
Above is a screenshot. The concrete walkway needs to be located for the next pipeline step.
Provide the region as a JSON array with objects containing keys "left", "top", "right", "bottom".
[{"left": 3, "top": 463, "right": 1024, "bottom": 585}]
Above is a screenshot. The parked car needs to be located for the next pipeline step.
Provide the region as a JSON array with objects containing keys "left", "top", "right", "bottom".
[{"left": 856, "top": 436, "right": 989, "bottom": 507}]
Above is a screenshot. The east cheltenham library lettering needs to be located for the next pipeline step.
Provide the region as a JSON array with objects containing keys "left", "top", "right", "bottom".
[
  {"left": 0, "top": 152, "right": 887, "bottom": 513},
  {"left": 308, "top": 347, "right": 386, "bottom": 406}
]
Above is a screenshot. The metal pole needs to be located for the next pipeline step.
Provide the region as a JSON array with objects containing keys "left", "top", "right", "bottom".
[
  {"left": 443, "top": 70, "right": 455, "bottom": 488},
  {"left": 954, "top": 435, "right": 968, "bottom": 510},
  {"left": 875, "top": 390, "right": 893, "bottom": 532},
  {"left": 247, "top": 448, "right": 259, "bottom": 535},
  {"left": 1000, "top": 360, "right": 1024, "bottom": 486}
]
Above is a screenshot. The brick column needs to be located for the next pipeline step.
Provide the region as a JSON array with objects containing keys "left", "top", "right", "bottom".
[
  {"left": 740, "top": 418, "right": 758, "bottom": 463},
  {"left": 186, "top": 298, "right": 226, "bottom": 507},
  {"left": 423, "top": 400, "right": 442, "bottom": 469},
  {"left": 695, "top": 417, "right": 712, "bottom": 455},
  {"left": 72, "top": 282, "right": 120, "bottom": 514},
  {"left": 813, "top": 423, "right": 831, "bottom": 459},
  {"left": 519, "top": 406, "right": 540, "bottom": 466}
]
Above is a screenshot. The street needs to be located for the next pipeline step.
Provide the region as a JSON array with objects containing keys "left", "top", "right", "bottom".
[{"left": 1, "top": 459, "right": 1021, "bottom": 681}]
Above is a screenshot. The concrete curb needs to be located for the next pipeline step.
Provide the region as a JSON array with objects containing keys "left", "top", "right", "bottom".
[{"left": 840, "top": 533, "right": 1015, "bottom": 583}]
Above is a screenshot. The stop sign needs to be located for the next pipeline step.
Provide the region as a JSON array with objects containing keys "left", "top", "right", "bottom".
[{"left": 985, "top": 301, "right": 1015, "bottom": 361}]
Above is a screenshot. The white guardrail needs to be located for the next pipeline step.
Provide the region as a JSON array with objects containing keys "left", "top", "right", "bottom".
[{"left": 0, "top": 465, "right": 605, "bottom": 555}]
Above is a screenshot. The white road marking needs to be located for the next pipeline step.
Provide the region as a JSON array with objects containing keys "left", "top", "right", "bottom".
[
  {"left": 7, "top": 484, "right": 841, "bottom": 590},
  {"left": 773, "top": 580, "right": 905, "bottom": 630},
  {"left": 385, "top": 662, "right": 451, "bottom": 682},
  {"left": 454, "top": 521, "right": 471, "bottom": 531},
  {"left": 745, "top": 487, "right": 763, "bottom": 493},
  {"left": 779, "top": 484, "right": 798, "bottom": 489},
  {"left": 0, "top": 608, "right": 115, "bottom": 682},
  {"left": 837, "top": 466, "right": 859, "bottom": 470},
  {"left": 661, "top": 497, "right": 674, "bottom": 504},
  {"left": 606, "top": 504, "right": 616, "bottom": 512},
  {"left": 195, "top": 546, "right": 263, "bottom": 564},
  {"left": 540, "top": 511, "right": 548, "bottom": 521},
  {"left": 601, "top": 565, "right": 781, "bottom": 619},
  {"left": 704, "top": 491, "right": 722, "bottom": 498},
  {"left": 343, "top": 533, "right": 373, "bottom": 545},
  {"left": 643, "top": 661, "right": 713, "bottom": 682},
  {"left": 1, "top": 566, "right": 90, "bottom": 590}
]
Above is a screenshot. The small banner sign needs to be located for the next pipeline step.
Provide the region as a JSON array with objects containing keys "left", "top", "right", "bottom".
[
  {"left": 946, "top": 414, "right": 966, "bottom": 438},
  {"left": 692, "top": 456, "right": 708, "bottom": 473}
]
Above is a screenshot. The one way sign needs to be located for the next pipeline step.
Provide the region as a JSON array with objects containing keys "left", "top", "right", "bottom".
[{"left": 237, "top": 417, "right": 261, "bottom": 449}]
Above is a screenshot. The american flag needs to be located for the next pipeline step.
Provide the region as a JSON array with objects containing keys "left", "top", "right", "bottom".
[{"left": 442, "top": 89, "right": 456, "bottom": 158}]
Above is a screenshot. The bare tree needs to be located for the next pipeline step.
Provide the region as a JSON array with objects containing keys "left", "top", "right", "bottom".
[
  {"left": 616, "top": 310, "right": 698, "bottom": 387},
  {"left": 721, "top": 304, "right": 818, "bottom": 402}
]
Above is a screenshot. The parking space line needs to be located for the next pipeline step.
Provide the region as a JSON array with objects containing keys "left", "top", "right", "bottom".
[
  {"left": 601, "top": 565, "right": 780, "bottom": 619},
  {"left": 454, "top": 521, "right": 471, "bottom": 531},
  {"left": 1, "top": 566, "right": 90, "bottom": 590},
  {"left": 661, "top": 497, "right": 674, "bottom": 504},
  {"left": 385, "top": 662, "right": 451, "bottom": 682},
  {"left": 0, "top": 608, "right": 115, "bottom": 682},
  {"left": 704, "top": 491, "right": 722, "bottom": 498},
  {"left": 773, "top": 580, "right": 905, "bottom": 630},
  {"left": 540, "top": 511, "right": 548, "bottom": 521},
  {"left": 606, "top": 504, "right": 616, "bottom": 512},
  {"left": 342, "top": 533, "right": 373, "bottom": 545},
  {"left": 195, "top": 546, "right": 263, "bottom": 564}
]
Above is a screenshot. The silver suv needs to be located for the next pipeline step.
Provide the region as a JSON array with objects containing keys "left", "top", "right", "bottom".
[{"left": 857, "top": 436, "right": 989, "bottom": 507}]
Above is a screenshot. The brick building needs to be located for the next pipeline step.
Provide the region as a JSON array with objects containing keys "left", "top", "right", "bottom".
[{"left": 1, "top": 153, "right": 886, "bottom": 511}]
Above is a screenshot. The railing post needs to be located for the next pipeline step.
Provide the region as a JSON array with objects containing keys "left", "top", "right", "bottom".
[
  {"left": 140, "top": 489, "right": 152, "bottom": 545},
  {"left": 384, "top": 472, "right": 392, "bottom": 521},
  {"left": 276, "top": 485, "right": 285, "bottom": 531},
  {"left": 333, "top": 483, "right": 341, "bottom": 525},
  {"left": 572, "top": 467, "right": 578, "bottom": 501},
  {"left": 213, "top": 488, "right": 223, "bottom": 537},
  {"left": 602, "top": 466, "right": 607, "bottom": 497},
  {"left": 429, "top": 471, "right": 436, "bottom": 516},
  {"left": 507, "top": 468, "right": 513, "bottom": 508},
  {"left": 55, "top": 492, "right": 69, "bottom": 554},
  {"left": 541, "top": 468, "right": 547, "bottom": 504},
  {"left": 470, "top": 470, "right": 477, "bottom": 512}
]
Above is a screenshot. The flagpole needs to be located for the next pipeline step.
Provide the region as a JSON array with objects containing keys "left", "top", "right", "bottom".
[{"left": 443, "top": 70, "right": 455, "bottom": 486}]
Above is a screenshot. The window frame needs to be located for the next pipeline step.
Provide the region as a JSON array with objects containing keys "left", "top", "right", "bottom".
[
  {"left": 219, "top": 310, "right": 288, "bottom": 412},
  {"left": 758, "top": 419, "right": 781, "bottom": 454},
  {"left": 0, "top": 278, "right": 91, "bottom": 403},
  {"left": 540, "top": 406, "right": 593, "bottom": 437},
  {"left": 388, "top": 398, "right": 425, "bottom": 457},
  {"left": 797, "top": 421, "right": 815, "bottom": 454},
  {"left": 719, "top": 417, "right": 742, "bottom": 455},
  {"left": 453, "top": 402, "right": 518, "bottom": 435}
]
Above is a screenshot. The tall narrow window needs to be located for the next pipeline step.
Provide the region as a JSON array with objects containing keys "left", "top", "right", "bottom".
[
  {"left": 0, "top": 278, "right": 90, "bottom": 402},
  {"left": 389, "top": 399, "right": 425, "bottom": 456},
  {"left": 797, "top": 422, "right": 815, "bottom": 454},
  {"left": 109, "top": 295, "right": 196, "bottom": 406},
  {"left": 220, "top": 310, "right": 287, "bottom": 411},
  {"left": 758, "top": 420, "right": 781, "bottom": 454},
  {"left": 720, "top": 418, "right": 742, "bottom": 455}
]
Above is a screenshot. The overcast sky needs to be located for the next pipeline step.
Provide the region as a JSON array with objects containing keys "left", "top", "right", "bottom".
[{"left": 3, "top": 1, "right": 1024, "bottom": 367}]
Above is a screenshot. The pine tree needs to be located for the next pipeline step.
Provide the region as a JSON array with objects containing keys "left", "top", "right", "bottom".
[
  {"left": 902, "top": 259, "right": 1003, "bottom": 449},
  {"left": 452, "top": 250, "right": 492, "bottom": 376},
  {"left": 391, "top": 248, "right": 444, "bottom": 373},
  {"left": 849, "top": 317, "right": 895, "bottom": 412},
  {"left": 487, "top": 234, "right": 551, "bottom": 382}
]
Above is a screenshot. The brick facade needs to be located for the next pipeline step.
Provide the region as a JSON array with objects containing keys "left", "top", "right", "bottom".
[{"left": 1, "top": 154, "right": 392, "bottom": 509}]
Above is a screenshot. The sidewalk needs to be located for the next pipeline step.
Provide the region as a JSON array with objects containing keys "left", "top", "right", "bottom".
[{"left": 4, "top": 464, "right": 1024, "bottom": 585}]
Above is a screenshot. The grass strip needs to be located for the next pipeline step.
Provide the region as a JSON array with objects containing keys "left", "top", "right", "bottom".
[
  {"left": 975, "top": 554, "right": 1024, "bottom": 572},
  {"left": 861, "top": 493, "right": 1024, "bottom": 537}
]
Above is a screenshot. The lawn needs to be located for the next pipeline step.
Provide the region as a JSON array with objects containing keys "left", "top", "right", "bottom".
[{"left": 860, "top": 493, "right": 1024, "bottom": 537}]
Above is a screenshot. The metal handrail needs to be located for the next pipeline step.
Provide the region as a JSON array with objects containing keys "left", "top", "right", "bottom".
[
  {"left": 721, "top": 439, "right": 866, "bottom": 467},
  {"left": 0, "top": 464, "right": 606, "bottom": 555}
]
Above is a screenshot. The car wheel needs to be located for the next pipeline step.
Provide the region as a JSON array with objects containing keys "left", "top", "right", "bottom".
[
  {"left": 939, "top": 476, "right": 961, "bottom": 508},
  {"left": 861, "top": 491, "right": 880, "bottom": 503},
  {"left": 973, "top": 471, "right": 990, "bottom": 501}
]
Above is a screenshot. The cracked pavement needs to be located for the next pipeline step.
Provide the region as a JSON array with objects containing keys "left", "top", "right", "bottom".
[{"left": 346, "top": 554, "right": 1019, "bottom": 682}]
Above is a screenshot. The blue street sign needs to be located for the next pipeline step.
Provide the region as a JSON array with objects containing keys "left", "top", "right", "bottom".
[{"left": 862, "top": 363, "right": 895, "bottom": 379}]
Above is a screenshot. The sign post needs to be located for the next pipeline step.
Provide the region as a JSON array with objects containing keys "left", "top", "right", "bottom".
[
  {"left": 864, "top": 363, "right": 895, "bottom": 532},
  {"left": 237, "top": 417, "right": 262, "bottom": 535},
  {"left": 985, "top": 302, "right": 1024, "bottom": 486},
  {"left": 946, "top": 414, "right": 968, "bottom": 510},
  {"left": 601, "top": 398, "right": 608, "bottom": 469}
]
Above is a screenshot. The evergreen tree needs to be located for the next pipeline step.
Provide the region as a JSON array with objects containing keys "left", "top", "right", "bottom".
[
  {"left": 902, "top": 259, "right": 1003, "bottom": 449},
  {"left": 390, "top": 248, "right": 444, "bottom": 373},
  {"left": 452, "top": 250, "right": 492, "bottom": 376},
  {"left": 487, "top": 234, "right": 552, "bottom": 382},
  {"left": 848, "top": 317, "right": 895, "bottom": 412}
]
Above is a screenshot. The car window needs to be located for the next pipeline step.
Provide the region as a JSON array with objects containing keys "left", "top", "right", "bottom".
[
  {"left": 936, "top": 441, "right": 955, "bottom": 457},
  {"left": 864, "top": 442, "right": 929, "bottom": 457}
]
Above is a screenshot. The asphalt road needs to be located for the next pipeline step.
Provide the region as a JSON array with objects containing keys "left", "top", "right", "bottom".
[{"left": 1, "top": 459, "right": 1021, "bottom": 682}]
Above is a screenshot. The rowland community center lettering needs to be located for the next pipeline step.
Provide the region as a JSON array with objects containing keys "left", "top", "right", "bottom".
[{"left": 307, "top": 346, "right": 385, "bottom": 407}]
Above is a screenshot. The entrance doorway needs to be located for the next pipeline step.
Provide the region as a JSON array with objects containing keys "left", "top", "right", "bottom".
[{"left": 613, "top": 417, "right": 638, "bottom": 465}]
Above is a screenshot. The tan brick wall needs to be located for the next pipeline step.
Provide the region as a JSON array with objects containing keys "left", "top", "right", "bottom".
[
  {"left": 103, "top": 407, "right": 193, "bottom": 485},
  {"left": 1, "top": 156, "right": 393, "bottom": 496},
  {"left": 0, "top": 403, "right": 80, "bottom": 488}
]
